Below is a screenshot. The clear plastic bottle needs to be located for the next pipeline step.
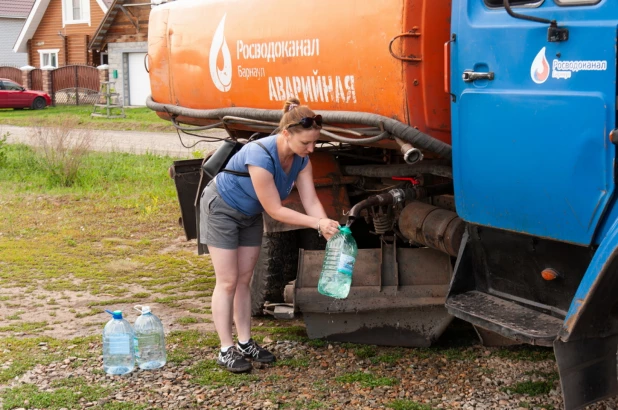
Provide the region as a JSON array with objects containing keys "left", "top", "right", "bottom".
[
  {"left": 317, "top": 226, "right": 358, "bottom": 299},
  {"left": 102, "top": 310, "right": 135, "bottom": 375},
  {"left": 133, "top": 305, "right": 166, "bottom": 370}
]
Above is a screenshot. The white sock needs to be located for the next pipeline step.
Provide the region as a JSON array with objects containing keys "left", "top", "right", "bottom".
[
  {"left": 238, "top": 340, "right": 249, "bottom": 346},
  {"left": 221, "top": 345, "right": 233, "bottom": 353}
]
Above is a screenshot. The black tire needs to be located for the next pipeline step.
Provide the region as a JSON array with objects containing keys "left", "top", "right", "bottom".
[
  {"left": 250, "top": 231, "right": 299, "bottom": 316},
  {"left": 32, "top": 97, "right": 46, "bottom": 110}
]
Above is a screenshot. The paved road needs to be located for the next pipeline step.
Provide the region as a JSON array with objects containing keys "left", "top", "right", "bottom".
[{"left": 0, "top": 124, "right": 227, "bottom": 158}]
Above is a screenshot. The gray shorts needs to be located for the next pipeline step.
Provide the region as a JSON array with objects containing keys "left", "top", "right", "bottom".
[{"left": 199, "top": 179, "right": 264, "bottom": 249}]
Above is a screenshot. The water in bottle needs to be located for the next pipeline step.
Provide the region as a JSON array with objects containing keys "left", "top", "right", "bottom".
[
  {"left": 133, "top": 305, "right": 166, "bottom": 370},
  {"left": 318, "top": 226, "right": 358, "bottom": 299},
  {"left": 102, "top": 310, "right": 135, "bottom": 375}
]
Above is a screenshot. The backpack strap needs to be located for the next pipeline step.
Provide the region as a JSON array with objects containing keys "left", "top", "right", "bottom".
[{"left": 221, "top": 141, "right": 276, "bottom": 178}]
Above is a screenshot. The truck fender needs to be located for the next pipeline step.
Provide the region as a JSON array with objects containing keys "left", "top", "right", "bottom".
[{"left": 561, "top": 219, "right": 618, "bottom": 340}]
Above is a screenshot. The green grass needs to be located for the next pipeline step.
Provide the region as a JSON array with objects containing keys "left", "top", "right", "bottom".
[
  {"left": 503, "top": 380, "right": 554, "bottom": 396},
  {"left": 335, "top": 371, "right": 399, "bottom": 388},
  {"left": 166, "top": 330, "right": 219, "bottom": 365},
  {"left": 256, "top": 325, "right": 308, "bottom": 342},
  {"left": 0, "top": 335, "right": 97, "bottom": 384},
  {"left": 503, "top": 371, "right": 559, "bottom": 396},
  {"left": 0, "top": 105, "right": 173, "bottom": 132},
  {"left": 187, "top": 360, "right": 259, "bottom": 387},
  {"left": 2, "top": 382, "right": 109, "bottom": 410},
  {"left": 387, "top": 400, "right": 433, "bottom": 410},
  {"left": 281, "top": 400, "right": 327, "bottom": 409},
  {"left": 494, "top": 346, "right": 555, "bottom": 362},
  {"left": 0, "top": 321, "right": 49, "bottom": 333},
  {"left": 176, "top": 316, "right": 199, "bottom": 324},
  {"left": 275, "top": 357, "right": 310, "bottom": 368},
  {"left": 370, "top": 351, "right": 404, "bottom": 365}
]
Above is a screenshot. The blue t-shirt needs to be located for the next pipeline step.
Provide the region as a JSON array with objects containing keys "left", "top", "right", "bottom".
[{"left": 216, "top": 135, "right": 309, "bottom": 216}]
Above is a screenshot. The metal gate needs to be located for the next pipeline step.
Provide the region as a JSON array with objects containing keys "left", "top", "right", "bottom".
[
  {"left": 50, "top": 65, "right": 100, "bottom": 106},
  {"left": 0, "top": 67, "right": 22, "bottom": 85}
]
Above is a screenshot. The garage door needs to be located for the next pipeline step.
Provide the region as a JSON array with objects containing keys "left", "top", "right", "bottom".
[{"left": 128, "top": 52, "right": 151, "bottom": 106}]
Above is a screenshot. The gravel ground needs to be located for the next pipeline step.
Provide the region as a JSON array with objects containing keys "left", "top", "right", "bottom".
[{"left": 3, "top": 322, "right": 618, "bottom": 410}]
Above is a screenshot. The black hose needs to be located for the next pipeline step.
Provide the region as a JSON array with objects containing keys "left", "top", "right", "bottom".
[
  {"left": 146, "top": 96, "right": 452, "bottom": 159},
  {"left": 342, "top": 162, "right": 453, "bottom": 179}
]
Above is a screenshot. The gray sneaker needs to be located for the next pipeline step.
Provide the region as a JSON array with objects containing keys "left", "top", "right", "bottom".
[
  {"left": 216, "top": 346, "right": 252, "bottom": 373},
  {"left": 237, "top": 339, "right": 276, "bottom": 363}
]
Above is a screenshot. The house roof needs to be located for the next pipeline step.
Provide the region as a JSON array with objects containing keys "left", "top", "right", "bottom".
[
  {"left": 89, "top": 0, "right": 151, "bottom": 51},
  {"left": 0, "top": 0, "right": 35, "bottom": 19},
  {"left": 13, "top": 0, "right": 111, "bottom": 53}
]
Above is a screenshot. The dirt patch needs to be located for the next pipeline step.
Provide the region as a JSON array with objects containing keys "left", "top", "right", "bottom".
[{"left": 0, "top": 281, "right": 215, "bottom": 340}]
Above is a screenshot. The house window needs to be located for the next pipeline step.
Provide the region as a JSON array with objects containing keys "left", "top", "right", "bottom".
[
  {"left": 62, "top": 0, "right": 90, "bottom": 25},
  {"left": 38, "top": 49, "right": 59, "bottom": 68},
  {"left": 72, "top": 0, "right": 81, "bottom": 20}
]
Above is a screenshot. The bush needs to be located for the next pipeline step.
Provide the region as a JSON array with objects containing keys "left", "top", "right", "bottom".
[{"left": 29, "top": 121, "right": 95, "bottom": 187}]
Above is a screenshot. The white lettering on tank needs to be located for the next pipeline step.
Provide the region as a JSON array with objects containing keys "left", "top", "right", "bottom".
[
  {"left": 267, "top": 73, "right": 358, "bottom": 104},
  {"left": 236, "top": 39, "right": 320, "bottom": 62}
]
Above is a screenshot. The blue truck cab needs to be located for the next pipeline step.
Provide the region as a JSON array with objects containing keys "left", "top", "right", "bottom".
[{"left": 447, "top": 0, "right": 618, "bottom": 408}]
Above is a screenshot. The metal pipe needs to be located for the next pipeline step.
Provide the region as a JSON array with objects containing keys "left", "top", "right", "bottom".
[
  {"left": 346, "top": 183, "right": 452, "bottom": 226},
  {"left": 347, "top": 190, "right": 402, "bottom": 226},
  {"left": 343, "top": 162, "right": 453, "bottom": 179},
  {"left": 394, "top": 137, "right": 423, "bottom": 164}
]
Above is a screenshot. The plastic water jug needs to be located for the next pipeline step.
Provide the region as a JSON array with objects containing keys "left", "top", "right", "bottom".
[
  {"left": 317, "top": 226, "right": 358, "bottom": 299},
  {"left": 102, "top": 310, "right": 135, "bottom": 375},
  {"left": 133, "top": 305, "right": 166, "bottom": 370}
]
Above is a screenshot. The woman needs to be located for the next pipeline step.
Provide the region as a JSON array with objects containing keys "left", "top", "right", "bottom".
[{"left": 199, "top": 98, "right": 341, "bottom": 373}]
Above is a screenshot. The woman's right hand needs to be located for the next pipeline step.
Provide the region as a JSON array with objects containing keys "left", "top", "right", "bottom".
[{"left": 319, "top": 218, "right": 340, "bottom": 241}]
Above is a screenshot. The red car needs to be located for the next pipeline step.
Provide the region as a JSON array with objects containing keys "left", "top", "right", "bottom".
[{"left": 0, "top": 78, "right": 51, "bottom": 110}]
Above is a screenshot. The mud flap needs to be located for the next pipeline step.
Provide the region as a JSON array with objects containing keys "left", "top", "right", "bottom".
[{"left": 554, "top": 334, "right": 618, "bottom": 410}]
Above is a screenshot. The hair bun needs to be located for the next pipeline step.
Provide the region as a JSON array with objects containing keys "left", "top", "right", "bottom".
[{"left": 283, "top": 97, "right": 302, "bottom": 113}]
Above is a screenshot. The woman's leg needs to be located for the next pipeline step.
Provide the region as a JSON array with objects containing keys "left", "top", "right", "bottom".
[
  {"left": 233, "top": 246, "right": 261, "bottom": 342},
  {"left": 209, "top": 246, "right": 239, "bottom": 348}
]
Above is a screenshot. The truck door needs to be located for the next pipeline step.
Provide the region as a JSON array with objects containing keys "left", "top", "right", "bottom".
[{"left": 451, "top": 0, "right": 616, "bottom": 245}]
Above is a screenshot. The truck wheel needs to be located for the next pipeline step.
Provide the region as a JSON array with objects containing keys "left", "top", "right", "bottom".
[{"left": 250, "top": 231, "right": 299, "bottom": 316}]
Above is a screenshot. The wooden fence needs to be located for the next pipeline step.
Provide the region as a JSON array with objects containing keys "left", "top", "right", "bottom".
[{"left": 0, "top": 67, "right": 22, "bottom": 84}]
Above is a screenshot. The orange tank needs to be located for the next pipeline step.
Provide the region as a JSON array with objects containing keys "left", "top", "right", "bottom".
[{"left": 148, "top": 0, "right": 452, "bottom": 145}]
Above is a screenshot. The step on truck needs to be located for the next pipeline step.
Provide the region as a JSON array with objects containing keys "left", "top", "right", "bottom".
[{"left": 146, "top": 0, "right": 618, "bottom": 408}]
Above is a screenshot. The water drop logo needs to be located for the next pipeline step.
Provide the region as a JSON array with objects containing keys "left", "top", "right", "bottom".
[
  {"left": 530, "top": 47, "right": 550, "bottom": 84},
  {"left": 209, "top": 14, "right": 232, "bottom": 92}
]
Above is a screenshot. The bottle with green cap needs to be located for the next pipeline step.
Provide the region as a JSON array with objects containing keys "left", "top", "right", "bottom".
[
  {"left": 318, "top": 225, "right": 358, "bottom": 299},
  {"left": 102, "top": 310, "right": 135, "bottom": 375}
]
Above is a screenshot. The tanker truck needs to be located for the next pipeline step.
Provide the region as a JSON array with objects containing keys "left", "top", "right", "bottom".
[{"left": 147, "top": 0, "right": 618, "bottom": 408}]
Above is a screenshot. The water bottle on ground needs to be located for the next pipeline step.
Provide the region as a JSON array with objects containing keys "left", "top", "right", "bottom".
[
  {"left": 102, "top": 310, "right": 135, "bottom": 375},
  {"left": 133, "top": 305, "right": 166, "bottom": 370},
  {"left": 318, "top": 226, "right": 358, "bottom": 299}
]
